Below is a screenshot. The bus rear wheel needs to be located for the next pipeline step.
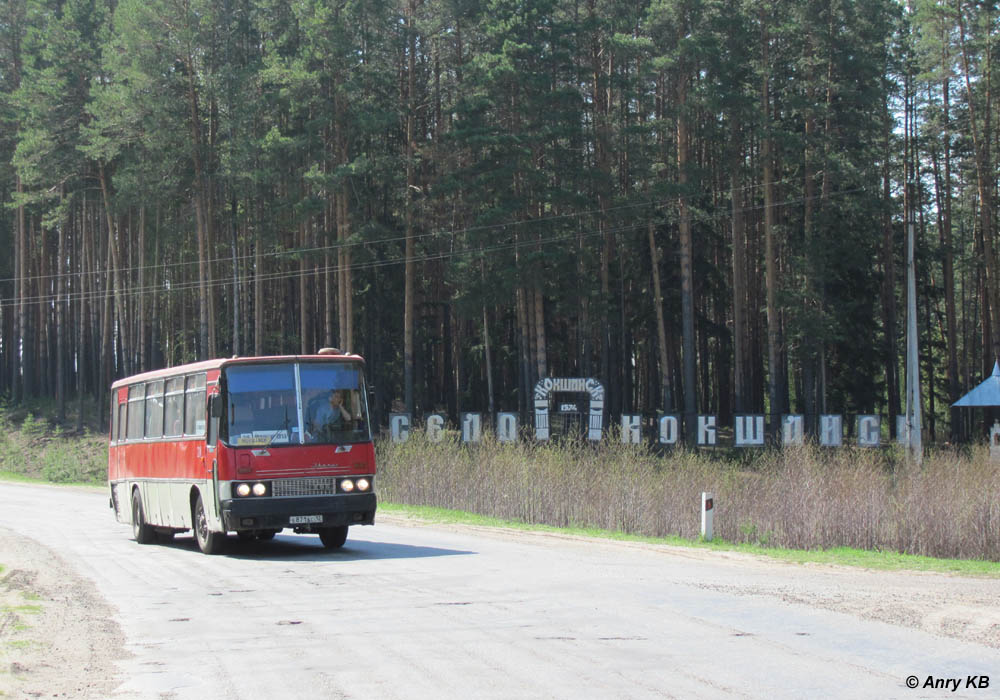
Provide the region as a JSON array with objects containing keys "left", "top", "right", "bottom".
[
  {"left": 319, "top": 526, "right": 348, "bottom": 549},
  {"left": 193, "top": 494, "right": 226, "bottom": 555},
  {"left": 131, "top": 490, "right": 155, "bottom": 545}
]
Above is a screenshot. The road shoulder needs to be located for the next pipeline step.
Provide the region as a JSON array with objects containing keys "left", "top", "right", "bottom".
[{"left": 0, "top": 526, "right": 126, "bottom": 699}]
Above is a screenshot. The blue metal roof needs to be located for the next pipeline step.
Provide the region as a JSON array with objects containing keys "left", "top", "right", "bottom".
[{"left": 953, "top": 361, "right": 1000, "bottom": 407}]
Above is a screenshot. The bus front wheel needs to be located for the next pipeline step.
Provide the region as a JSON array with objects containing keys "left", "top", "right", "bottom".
[
  {"left": 319, "top": 526, "right": 348, "bottom": 549},
  {"left": 193, "top": 494, "right": 226, "bottom": 555},
  {"left": 131, "top": 490, "right": 155, "bottom": 545}
]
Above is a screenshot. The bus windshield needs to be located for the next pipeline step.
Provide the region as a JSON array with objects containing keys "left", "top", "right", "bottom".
[{"left": 222, "top": 361, "right": 370, "bottom": 446}]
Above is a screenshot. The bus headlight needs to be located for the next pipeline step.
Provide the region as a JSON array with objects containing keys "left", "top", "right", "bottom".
[
  {"left": 341, "top": 479, "right": 355, "bottom": 493},
  {"left": 356, "top": 478, "right": 370, "bottom": 492},
  {"left": 234, "top": 481, "right": 270, "bottom": 497}
]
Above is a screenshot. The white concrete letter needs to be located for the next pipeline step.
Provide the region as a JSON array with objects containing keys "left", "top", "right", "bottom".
[
  {"left": 857, "top": 415, "right": 880, "bottom": 447},
  {"left": 735, "top": 415, "right": 765, "bottom": 447},
  {"left": 426, "top": 414, "right": 445, "bottom": 442},
  {"left": 698, "top": 415, "right": 717, "bottom": 446},
  {"left": 461, "top": 413, "right": 481, "bottom": 443},
  {"left": 782, "top": 415, "right": 804, "bottom": 446},
  {"left": 820, "top": 415, "right": 842, "bottom": 447},
  {"left": 497, "top": 413, "right": 518, "bottom": 443},
  {"left": 659, "top": 415, "right": 679, "bottom": 445},
  {"left": 390, "top": 413, "right": 410, "bottom": 443},
  {"left": 621, "top": 415, "right": 641, "bottom": 444}
]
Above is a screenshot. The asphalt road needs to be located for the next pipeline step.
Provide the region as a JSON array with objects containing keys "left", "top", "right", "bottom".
[{"left": 1, "top": 481, "right": 999, "bottom": 699}]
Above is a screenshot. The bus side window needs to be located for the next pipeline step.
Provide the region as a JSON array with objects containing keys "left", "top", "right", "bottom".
[
  {"left": 145, "top": 380, "right": 164, "bottom": 439},
  {"left": 184, "top": 374, "right": 207, "bottom": 436},
  {"left": 117, "top": 401, "right": 127, "bottom": 443},
  {"left": 126, "top": 384, "right": 145, "bottom": 440},
  {"left": 164, "top": 377, "right": 184, "bottom": 437},
  {"left": 207, "top": 394, "right": 219, "bottom": 447}
]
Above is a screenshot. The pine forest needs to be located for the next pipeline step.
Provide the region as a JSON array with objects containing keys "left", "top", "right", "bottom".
[{"left": 0, "top": 0, "right": 997, "bottom": 442}]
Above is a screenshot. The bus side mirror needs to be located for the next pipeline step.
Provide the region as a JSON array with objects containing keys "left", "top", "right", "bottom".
[{"left": 209, "top": 394, "right": 222, "bottom": 418}]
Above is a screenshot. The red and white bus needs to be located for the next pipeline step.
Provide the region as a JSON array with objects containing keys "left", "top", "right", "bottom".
[{"left": 108, "top": 350, "right": 377, "bottom": 554}]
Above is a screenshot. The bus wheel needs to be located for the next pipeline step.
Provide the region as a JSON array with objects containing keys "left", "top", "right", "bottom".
[
  {"left": 193, "top": 494, "right": 226, "bottom": 555},
  {"left": 131, "top": 490, "right": 156, "bottom": 545},
  {"left": 319, "top": 526, "right": 348, "bottom": 549}
]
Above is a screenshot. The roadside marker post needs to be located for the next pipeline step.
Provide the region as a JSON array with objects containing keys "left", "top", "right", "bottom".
[{"left": 701, "top": 492, "right": 714, "bottom": 541}]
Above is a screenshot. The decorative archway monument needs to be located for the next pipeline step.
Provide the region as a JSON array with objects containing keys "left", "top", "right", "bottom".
[{"left": 533, "top": 377, "right": 605, "bottom": 441}]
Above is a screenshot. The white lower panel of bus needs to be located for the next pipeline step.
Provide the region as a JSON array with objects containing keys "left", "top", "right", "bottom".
[{"left": 110, "top": 478, "right": 223, "bottom": 533}]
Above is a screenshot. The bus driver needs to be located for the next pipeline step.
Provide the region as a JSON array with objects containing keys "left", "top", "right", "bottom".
[{"left": 308, "top": 389, "right": 352, "bottom": 440}]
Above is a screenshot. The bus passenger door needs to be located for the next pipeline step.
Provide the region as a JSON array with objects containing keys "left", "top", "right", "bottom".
[
  {"left": 113, "top": 389, "right": 128, "bottom": 482},
  {"left": 207, "top": 392, "right": 221, "bottom": 519}
]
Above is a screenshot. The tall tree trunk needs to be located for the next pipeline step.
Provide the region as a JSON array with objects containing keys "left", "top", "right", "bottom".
[
  {"left": 254, "top": 223, "right": 263, "bottom": 356},
  {"left": 881, "top": 100, "right": 900, "bottom": 433},
  {"left": 648, "top": 219, "right": 671, "bottom": 412},
  {"left": 762, "top": 43, "right": 782, "bottom": 429},
  {"left": 324, "top": 186, "right": 334, "bottom": 347},
  {"left": 185, "top": 54, "right": 214, "bottom": 360},
  {"left": 77, "top": 193, "right": 91, "bottom": 430},
  {"left": 137, "top": 208, "right": 146, "bottom": 371},
  {"left": 590, "top": 0, "right": 613, "bottom": 411},
  {"left": 56, "top": 197, "right": 66, "bottom": 421},
  {"left": 16, "top": 175, "right": 28, "bottom": 400},
  {"left": 941, "top": 60, "right": 960, "bottom": 440},
  {"left": 677, "top": 74, "right": 697, "bottom": 440},
  {"left": 403, "top": 0, "right": 418, "bottom": 412},
  {"left": 38, "top": 224, "right": 48, "bottom": 396},
  {"left": 533, "top": 285, "right": 547, "bottom": 380},
  {"left": 338, "top": 186, "right": 353, "bottom": 352},
  {"left": 299, "top": 219, "right": 309, "bottom": 355},
  {"left": 730, "top": 120, "right": 747, "bottom": 415},
  {"left": 483, "top": 304, "right": 495, "bottom": 416},
  {"left": 231, "top": 198, "right": 239, "bottom": 356},
  {"left": 516, "top": 286, "right": 531, "bottom": 415}
]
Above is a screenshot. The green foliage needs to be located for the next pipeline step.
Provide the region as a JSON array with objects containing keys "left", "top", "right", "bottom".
[
  {"left": 20, "top": 413, "right": 45, "bottom": 439},
  {"left": 0, "top": 406, "right": 106, "bottom": 485}
]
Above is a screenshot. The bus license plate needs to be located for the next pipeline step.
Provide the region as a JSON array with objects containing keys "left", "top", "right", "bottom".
[{"left": 289, "top": 515, "right": 323, "bottom": 524}]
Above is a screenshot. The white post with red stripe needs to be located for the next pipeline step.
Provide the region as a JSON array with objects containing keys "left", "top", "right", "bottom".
[{"left": 701, "top": 492, "right": 714, "bottom": 541}]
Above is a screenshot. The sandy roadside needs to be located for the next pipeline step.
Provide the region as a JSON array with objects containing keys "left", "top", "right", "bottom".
[{"left": 0, "top": 527, "right": 125, "bottom": 699}]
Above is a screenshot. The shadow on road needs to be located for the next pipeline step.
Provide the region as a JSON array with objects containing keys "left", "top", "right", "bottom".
[{"left": 161, "top": 533, "right": 476, "bottom": 561}]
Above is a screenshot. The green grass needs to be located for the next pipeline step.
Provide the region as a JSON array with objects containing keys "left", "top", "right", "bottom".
[
  {"left": 378, "top": 502, "right": 1000, "bottom": 577},
  {"left": 0, "top": 471, "right": 49, "bottom": 485},
  {"left": 1, "top": 604, "right": 42, "bottom": 615},
  {"left": 0, "top": 470, "right": 104, "bottom": 489}
]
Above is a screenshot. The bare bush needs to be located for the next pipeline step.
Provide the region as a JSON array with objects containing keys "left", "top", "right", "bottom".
[{"left": 377, "top": 437, "right": 1000, "bottom": 561}]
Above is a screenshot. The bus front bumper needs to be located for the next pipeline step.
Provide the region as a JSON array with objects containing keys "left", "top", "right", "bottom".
[{"left": 221, "top": 493, "right": 377, "bottom": 531}]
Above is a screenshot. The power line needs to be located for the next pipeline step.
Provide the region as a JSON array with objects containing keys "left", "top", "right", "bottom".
[
  {"left": 0, "top": 178, "right": 864, "bottom": 288},
  {"left": 0, "top": 185, "right": 868, "bottom": 310}
]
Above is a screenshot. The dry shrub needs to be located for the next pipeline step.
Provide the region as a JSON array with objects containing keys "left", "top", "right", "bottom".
[{"left": 376, "top": 436, "right": 1000, "bottom": 560}]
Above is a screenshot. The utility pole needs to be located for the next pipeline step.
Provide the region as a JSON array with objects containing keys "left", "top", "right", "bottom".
[{"left": 905, "top": 180, "right": 923, "bottom": 464}]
